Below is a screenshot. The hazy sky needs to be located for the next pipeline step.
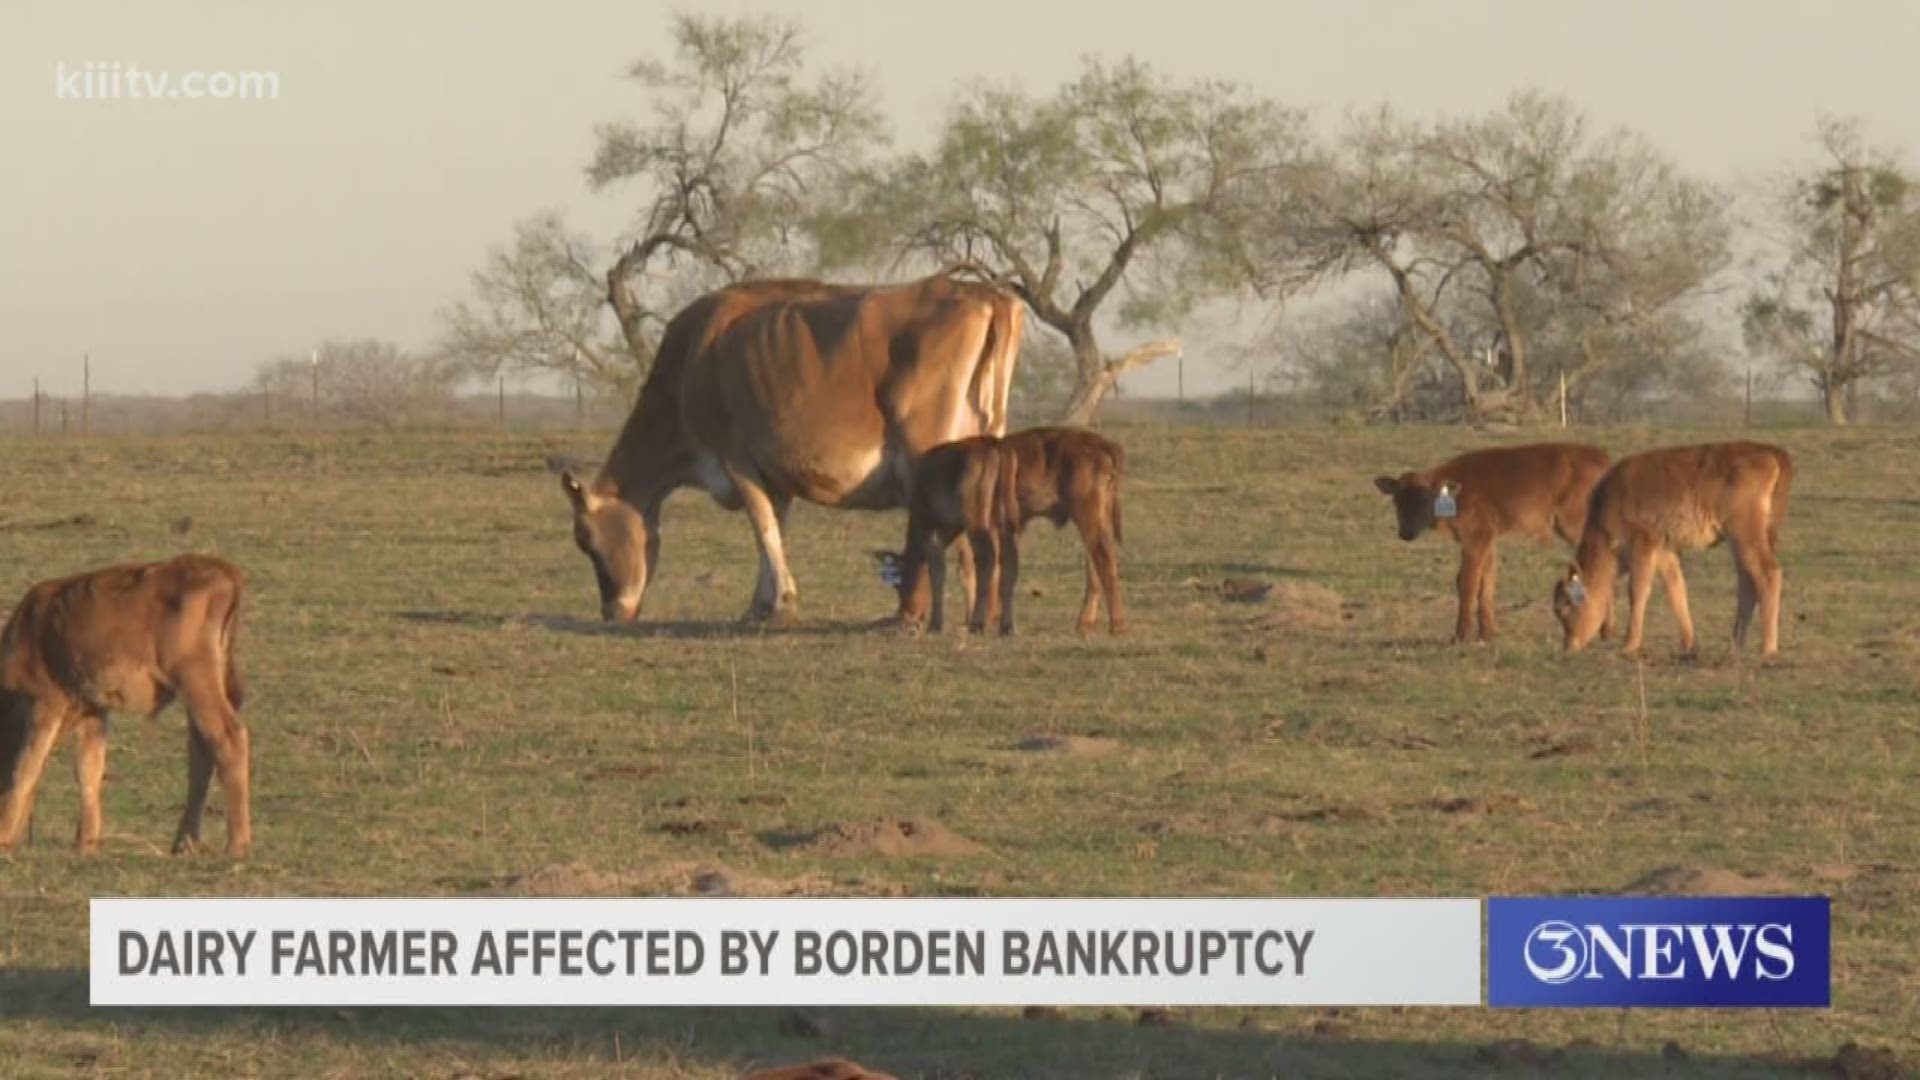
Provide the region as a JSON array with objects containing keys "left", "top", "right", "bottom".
[{"left": 5, "top": 0, "right": 1919, "bottom": 398}]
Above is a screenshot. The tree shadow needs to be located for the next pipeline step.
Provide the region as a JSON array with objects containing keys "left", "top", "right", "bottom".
[{"left": 0, "top": 965, "right": 1845, "bottom": 1079}]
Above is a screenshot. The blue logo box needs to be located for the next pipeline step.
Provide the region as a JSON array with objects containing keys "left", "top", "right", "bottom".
[{"left": 1488, "top": 896, "right": 1830, "bottom": 1007}]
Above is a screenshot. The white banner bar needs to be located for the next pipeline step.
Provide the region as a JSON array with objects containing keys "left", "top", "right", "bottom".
[{"left": 91, "top": 897, "right": 1480, "bottom": 1006}]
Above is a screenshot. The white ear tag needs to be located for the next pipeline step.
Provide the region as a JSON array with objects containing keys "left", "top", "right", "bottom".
[
  {"left": 1433, "top": 485, "right": 1457, "bottom": 519},
  {"left": 876, "top": 558, "right": 902, "bottom": 587},
  {"left": 1567, "top": 579, "right": 1587, "bottom": 605}
]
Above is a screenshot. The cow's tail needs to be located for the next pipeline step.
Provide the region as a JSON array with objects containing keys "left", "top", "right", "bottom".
[
  {"left": 218, "top": 574, "right": 247, "bottom": 712},
  {"left": 1768, "top": 447, "right": 1794, "bottom": 551},
  {"left": 998, "top": 444, "right": 1022, "bottom": 537},
  {"left": 1108, "top": 452, "right": 1124, "bottom": 546},
  {"left": 958, "top": 445, "right": 1000, "bottom": 538},
  {"left": 971, "top": 291, "right": 1023, "bottom": 436}
]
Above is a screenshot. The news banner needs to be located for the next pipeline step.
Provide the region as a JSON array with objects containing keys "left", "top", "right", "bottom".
[{"left": 90, "top": 895, "right": 1830, "bottom": 1008}]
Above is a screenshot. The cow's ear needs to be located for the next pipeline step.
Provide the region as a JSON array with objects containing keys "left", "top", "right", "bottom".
[
  {"left": 561, "top": 471, "right": 591, "bottom": 512},
  {"left": 1373, "top": 476, "right": 1399, "bottom": 496}
]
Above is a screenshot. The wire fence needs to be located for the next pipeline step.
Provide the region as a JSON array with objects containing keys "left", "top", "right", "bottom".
[
  {"left": 0, "top": 363, "right": 1896, "bottom": 438},
  {"left": 0, "top": 373, "right": 634, "bottom": 437}
]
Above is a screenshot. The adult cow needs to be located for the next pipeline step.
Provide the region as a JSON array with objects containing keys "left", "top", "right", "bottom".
[{"left": 562, "top": 275, "right": 1023, "bottom": 623}]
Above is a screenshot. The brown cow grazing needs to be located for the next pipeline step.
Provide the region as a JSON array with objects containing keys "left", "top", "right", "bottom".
[
  {"left": 1553, "top": 441, "right": 1793, "bottom": 657},
  {"left": 563, "top": 274, "right": 1021, "bottom": 625},
  {"left": 1375, "top": 443, "right": 1611, "bottom": 643},
  {"left": 885, "top": 427, "right": 1126, "bottom": 636},
  {"left": 0, "top": 555, "right": 252, "bottom": 857}
]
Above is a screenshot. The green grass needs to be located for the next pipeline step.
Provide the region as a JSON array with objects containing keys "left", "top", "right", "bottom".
[{"left": 2, "top": 424, "right": 1917, "bottom": 1079}]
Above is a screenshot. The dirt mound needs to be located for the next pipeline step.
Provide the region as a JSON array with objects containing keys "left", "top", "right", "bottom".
[
  {"left": 1013, "top": 734, "right": 1120, "bottom": 757},
  {"left": 496, "top": 863, "right": 648, "bottom": 895},
  {"left": 743, "top": 1059, "right": 899, "bottom": 1080},
  {"left": 487, "top": 861, "right": 831, "bottom": 897},
  {"left": 1245, "top": 582, "right": 1348, "bottom": 632},
  {"left": 1619, "top": 865, "right": 1797, "bottom": 896},
  {"left": 798, "top": 818, "right": 983, "bottom": 858}
]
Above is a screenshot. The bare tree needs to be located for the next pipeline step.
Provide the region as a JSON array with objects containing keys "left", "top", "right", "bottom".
[
  {"left": 441, "top": 14, "right": 888, "bottom": 395},
  {"left": 257, "top": 340, "right": 461, "bottom": 428},
  {"left": 873, "top": 58, "right": 1317, "bottom": 424},
  {"left": 590, "top": 13, "right": 888, "bottom": 358},
  {"left": 1744, "top": 117, "right": 1920, "bottom": 424},
  {"left": 1296, "top": 94, "right": 1730, "bottom": 422},
  {"left": 440, "top": 214, "right": 638, "bottom": 396}
]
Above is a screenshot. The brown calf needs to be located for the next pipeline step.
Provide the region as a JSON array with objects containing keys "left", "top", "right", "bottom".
[
  {"left": 886, "top": 427, "right": 1126, "bottom": 635},
  {"left": 1375, "top": 442, "right": 1611, "bottom": 643},
  {"left": 0, "top": 554, "right": 252, "bottom": 856},
  {"left": 1553, "top": 441, "right": 1793, "bottom": 657}
]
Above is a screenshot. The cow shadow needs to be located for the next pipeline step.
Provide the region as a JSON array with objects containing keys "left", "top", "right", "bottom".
[
  {"left": 397, "top": 610, "right": 890, "bottom": 641},
  {"left": 0, "top": 965, "right": 1847, "bottom": 1078}
]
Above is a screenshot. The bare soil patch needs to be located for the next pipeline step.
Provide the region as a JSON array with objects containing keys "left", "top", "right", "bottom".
[
  {"left": 1619, "top": 865, "right": 1797, "bottom": 896},
  {"left": 1012, "top": 733, "right": 1121, "bottom": 757},
  {"left": 482, "top": 861, "right": 831, "bottom": 896},
  {"left": 791, "top": 817, "right": 983, "bottom": 858}
]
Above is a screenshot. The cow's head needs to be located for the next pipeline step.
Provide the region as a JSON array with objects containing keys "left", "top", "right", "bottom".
[
  {"left": 561, "top": 471, "right": 656, "bottom": 622},
  {"left": 1552, "top": 562, "right": 1609, "bottom": 651},
  {"left": 1373, "top": 473, "right": 1459, "bottom": 542}
]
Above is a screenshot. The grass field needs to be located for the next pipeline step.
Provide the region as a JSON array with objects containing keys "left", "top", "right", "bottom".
[{"left": 2, "top": 423, "right": 1917, "bottom": 1079}]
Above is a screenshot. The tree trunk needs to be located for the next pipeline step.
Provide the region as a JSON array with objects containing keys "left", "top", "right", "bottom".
[
  {"left": 1488, "top": 273, "right": 1535, "bottom": 419},
  {"left": 1823, "top": 378, "right": 1850, "bottom": 425},
  {"left": 1056, "top": 327, "right": 1181, "bottom": 427},
  {"left": 1054, "top": 322, "right": 1108, "bottom": 426},
  {"left": 605, "top": 249, "right": 652, "bottom": 363}
]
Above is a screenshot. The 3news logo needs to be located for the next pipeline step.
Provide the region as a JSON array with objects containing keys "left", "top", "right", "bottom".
[{"left": 1488, "top": 897, "right": 1830, "bottom": 1007}]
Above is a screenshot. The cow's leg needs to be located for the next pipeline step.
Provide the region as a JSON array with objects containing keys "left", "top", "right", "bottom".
[
  {"left": 1475, "top": 543, "right": 1500, "bottom": 642},
  {"left": 1731, "top": 543, "right": 1758, "bottom": 649},
  {"left": 749, "top": 494, "right": 793, "bottom": 617},
  {"left": 964, "top": 530, "right": 997, "bottom": 635},
  {"left": 995, "top": 527, "right": 1020, "bottom": 636},
  {"left": 1091, "top": 530, "right": 1125, "bottom": 635},
  {"left": 927, "top": 530, "right": 950, "bottom": 633},
  {"left": 1734, "top": 528, "right": 1784, "bottom": 655},
  {"left": 729, "top": 471, "right": 799, "bottom": 623},
  {"left": 178, "top": 663, "right": 251, "bottom": 858},
  {"left": 955, "top": 533, "right": 978, "bottom": 631},
  {"left": 0, "top": 699, "right": 67, "bottom": 850},
  {"left": 72, "top": 712, "right": 109, "bottom": 854},
  {"left": 1657, "top": 551, "right": 1697, "bottom": 659},
  {"left": 173, "top": 722, "right": 216, "bottom": 854},
  {"left": 1621, "top": 545, "right": 1659, "bottom": 655},
  {"left": 1452, "top": 537, "right": 1487, "bottom": 644}
]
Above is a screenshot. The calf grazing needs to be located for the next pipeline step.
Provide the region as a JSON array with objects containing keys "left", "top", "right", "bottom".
[
  {"left": 886, "top": 427, "right": 1126, "bottom": 636},
  {"left": 1553, "top": 441, "right": 1793, "bottom": 657},
  {"left": 0, "top": 555, "right": 252, "bottom": 856},
  {"left": 1374, "top": 443, "right": 1611, "bottom": 643}
]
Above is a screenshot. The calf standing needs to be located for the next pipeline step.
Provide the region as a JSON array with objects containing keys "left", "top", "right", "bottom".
[
  {"left": 887, "top": 427, "right": 1126, "bottom": 636},
  {"left": 1553, "top": 441, "right": 1793, "bottom": 657},
  {"left": 0, "top": 554, "right": 252, "bottom": 856},
  {"left": 1375, "top": 442, "right": 1611, "bottom": 643}
]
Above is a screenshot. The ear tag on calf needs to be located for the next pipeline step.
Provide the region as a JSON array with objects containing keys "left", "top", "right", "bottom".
[
  {"left": 1567, "top": 579, "right": 1588, "bottom": 606},
  {"left": 1433, "top": 485, "right": 1458, "bottom": 519},
  {"left": 876, "top": 559, "right": 902, "bottom": 587}
]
